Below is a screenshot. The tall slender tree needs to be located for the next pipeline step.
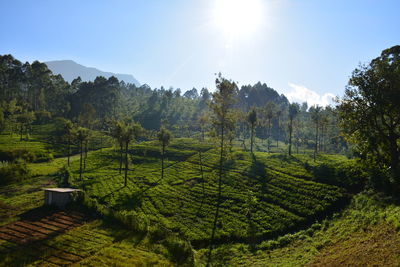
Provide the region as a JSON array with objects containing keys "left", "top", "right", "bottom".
[
  {"left": 64, "top": 120, "right": 75, "bottom": 166},
  {"left": 310, "top": 105, "right": 322, "bottom": 161},
  {"left": 121, "top": 122, "right": 142, "bottom": 187},
  {"left": 275, "top": 107, "right": 283, "bottom": 148},
  {"left": 207, "top": 74, "right": 237, "bottom": 266},
  {"left": 111, "top": 121, "right": 125, "bottom": 174},
  {"left": 247, "top": 107, "right": 257, "bottom": 153},
  {"left": 157, "top": 126, "right": 172, "bottom": 181},
  {"left": 288, "top": 103, "right": 300, "bottom": 156},
  {"left": 76, "top": 127, "right": 89, "bottom": 180},
  {"left": 264, "top": 102, "right": 276, "bottom": 152}
]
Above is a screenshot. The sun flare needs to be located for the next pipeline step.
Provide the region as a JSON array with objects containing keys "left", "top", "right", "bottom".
[{"left": 213, "top": 0, "right": 264, "bottom": 37}]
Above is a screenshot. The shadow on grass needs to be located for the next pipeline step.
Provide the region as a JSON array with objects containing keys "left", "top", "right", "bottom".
[
  {"left": 249, "top": 154, "right": 269, "bottom": 193},
  {"left": 114, "top": 191, "right": 144, "bottom": 210},
  {"left": 268, "top": 153, "right": 304, "bottom": 165},
  {"left": 0, "top": 205, "right": 92, "bottom": 266}
]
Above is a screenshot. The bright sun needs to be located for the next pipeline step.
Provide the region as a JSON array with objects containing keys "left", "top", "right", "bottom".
[{"left": 213, "top": 0, "right": 264, "bottom": 38}]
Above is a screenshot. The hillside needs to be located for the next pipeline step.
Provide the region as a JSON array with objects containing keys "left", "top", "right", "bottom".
[
  {"left": 0, "top": 123, "right": 395, "bottom": 266},
  {"left": 45, "top": 60, "right": 140, "bottom": 86},
  {"left": 213, "top": 193, "right": 400, "bottom": 266},
  {"left": 67, "top": 139, "right": 350, "bottom": 246}
]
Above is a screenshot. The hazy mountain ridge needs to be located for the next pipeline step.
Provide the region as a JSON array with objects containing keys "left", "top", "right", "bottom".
[{"left": 45, "top": 60, "right": 140, "bottom": 86}]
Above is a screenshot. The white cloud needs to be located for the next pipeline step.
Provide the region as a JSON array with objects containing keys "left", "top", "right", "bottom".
[{"left": 286, "top": 82, "right": 336, "bottom": 107}]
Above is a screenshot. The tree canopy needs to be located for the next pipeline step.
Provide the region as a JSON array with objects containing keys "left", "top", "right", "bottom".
[{"left": 338, "top": 45, "right": 400, "bottom": 188}]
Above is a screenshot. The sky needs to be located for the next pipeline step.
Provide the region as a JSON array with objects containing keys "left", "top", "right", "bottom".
[{"left": 1, "top": 0, "right": 399, "bottom": 106}]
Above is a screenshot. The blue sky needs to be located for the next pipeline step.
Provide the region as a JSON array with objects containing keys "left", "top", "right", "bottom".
[{"left": 1, "top": 0, "right": 399, "bottom": 105}]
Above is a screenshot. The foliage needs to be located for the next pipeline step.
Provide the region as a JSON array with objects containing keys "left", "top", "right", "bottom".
[
  {"left": 0, "top": 159, "right": 30, "bottom": 185},
  {"left": 0, "top": 148, "right": 53, "bottom": 163},
  {"left": 338, "top": 45, "right": 400, "bottom": 191},
  {"left": 216, "top": 192, "right": 400, "bottom": 266},
  {"left": 56, "top": 166, "right": 73, "bottom": 186}
]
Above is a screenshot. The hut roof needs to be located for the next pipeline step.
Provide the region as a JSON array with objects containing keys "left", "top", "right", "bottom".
[{"left": 43, "top": 188, "right": 81, "bottom": 193}]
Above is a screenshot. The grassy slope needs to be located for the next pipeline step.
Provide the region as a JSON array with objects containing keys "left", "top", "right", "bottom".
[
  {"left": 4, "top": 126, "right": 394, "bottom": 266},
  {"left": 0, "top": 122, "right": 113, "bottom": 160},
  {"left": 211, "top": 193, "right": 400, "bottom": 266},
  {"left": 0, "top": 129, "right": 177, "bottom": 266},
  {"left": 68, "top": 138, "right": 347, "bottom": 247}
]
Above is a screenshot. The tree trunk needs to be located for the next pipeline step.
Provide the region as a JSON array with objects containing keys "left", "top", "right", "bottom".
[
  {"left": 389, "top": 135, "right": 400, "bottom": 182},
  {"left": 79, "top": 140, "right": 83, "bottom": 180},
  {"left": 276, "top": 117, "right": 280, "bottom": 148},
  {"left": 124, "top": 141, "right": 129, "bottom": 187},
  {"left": 119, "top": 143, "right": 123, "bottom": 174},
  {"left": 268, "top": 120, "right": 271, "bottom": 153},
  {"left": 198, "top": 151, "right": 206, "bottom": 213},
  {"left": 67, "top": 137, "right": 71, "bottom": 166},
  {"left": 207, "top": 123, "right": 224, "bottom": 267},
  {"left": 20, "top": 123, "right": 23, "bottom": 141},
  {"left": 250, "top": 123, "right": 254, "bottom": 153},
  {"left": 84, "top": 140, "right": 88, "bottom": 170},
  {"left": 161, "top": 144, "right": 165, "bottom": 180},
  {"left": 314, "top": 120, "right": 319, "bottom": 161},
  {"left": 289, "top": 118, "right": 293, "bottom": 156}
]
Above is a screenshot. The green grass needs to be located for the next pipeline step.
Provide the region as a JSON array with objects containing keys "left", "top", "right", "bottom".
[
  {"left": 0, "top": 121, "right": 113, "bottom": 161},
  {"left": 207, "top": 192, "right": 400, "bottom": 266},
  {"left": 0, "top": 219, "right": 175, "bottom": 267},
  {"left": 0, "top": 176, "right": 56, "bottom": 226},
  {"left": 1, "top": 132, "right": 366, "bottom": 266},
  {"left": 67, "top": 138, "right": 347, "bottom": 247}
]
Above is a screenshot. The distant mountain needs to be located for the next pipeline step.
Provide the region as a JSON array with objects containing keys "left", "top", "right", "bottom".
[{"left": 45, "top": 60, "right": 140, "bottom": 86}]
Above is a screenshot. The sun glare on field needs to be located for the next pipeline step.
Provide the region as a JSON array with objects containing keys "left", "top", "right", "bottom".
[{"left": 213, "top": 0, "right": 264, "bottom": 38}]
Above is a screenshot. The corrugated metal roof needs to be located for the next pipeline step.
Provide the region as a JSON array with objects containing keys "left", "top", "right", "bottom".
[{"left": 43, "top": 188, "right": 81, "bottom": 193}]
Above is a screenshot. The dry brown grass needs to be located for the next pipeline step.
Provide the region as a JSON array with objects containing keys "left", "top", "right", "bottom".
[{"left": 308, "top": 223, "right": 400, "bottom": 267}]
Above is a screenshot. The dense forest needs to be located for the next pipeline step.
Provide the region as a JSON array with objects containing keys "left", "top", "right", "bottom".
[{"left": 0, "top": 54, "right": 346, "bottom": 155}]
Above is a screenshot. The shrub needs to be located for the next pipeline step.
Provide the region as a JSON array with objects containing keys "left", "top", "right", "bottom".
[
  {"left": 311, "top": 160, "right": 365, "bottom": 191},
  {"left": 162, "top": 236, "right": 194, "bottom": 266},
  {"left": 0, "top": 149, "right": 53, "bottom": 163},
  {"left": 0, "top": 159, "right": 30, "bottom": 185},
  {"left": 57, "top": 166, "right": 73, "bottom": 186},
  {"left": 149, "top": 225, "right": 168, "bottom": 242},
  {"left": 116, "top": 210, "right": 149, "bottom": 234},
  {"left": 34, "top": 110, "right": 52, "bottom": 124}
]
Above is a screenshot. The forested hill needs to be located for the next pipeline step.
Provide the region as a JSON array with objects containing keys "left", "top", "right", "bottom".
[
  {"left": 3, "top": 54, "right": 342, "bottom": 151},
  {"left": 45, "top": 60, "right": 140, "bottom": 86}
]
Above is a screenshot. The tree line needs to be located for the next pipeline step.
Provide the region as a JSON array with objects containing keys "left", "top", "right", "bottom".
[{"left": 0, "top": 54, "right": 346, "bottom": 156}]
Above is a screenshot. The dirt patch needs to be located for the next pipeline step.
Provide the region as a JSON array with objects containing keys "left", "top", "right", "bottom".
[{"left": 308, "top": 223, "right": 400, "bottom": 267}]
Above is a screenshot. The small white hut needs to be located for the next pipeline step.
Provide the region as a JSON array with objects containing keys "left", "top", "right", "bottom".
[{"left": 44, "top": 188, "right": 81, "bottom": 208}]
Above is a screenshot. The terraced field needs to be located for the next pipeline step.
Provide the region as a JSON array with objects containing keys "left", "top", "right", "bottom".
[
  {"left": 0, "top": 208, "right": 173, "bottom": 266},
  {"left": 69, "top": 138, "right": 347, "bottom": 247},
  {"left": 0, "top": 208, "right": 92, "bottom": 266}
]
